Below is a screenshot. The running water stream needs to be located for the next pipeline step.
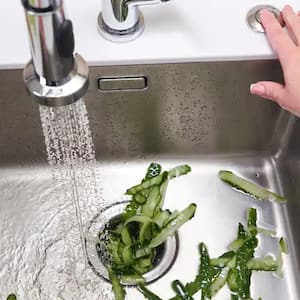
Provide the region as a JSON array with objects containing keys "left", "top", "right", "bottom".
[
  {"left": 39, "top": 99, "right": 99, "bottom": 254},
  {"left": 36, "top": 99, "right": 112, "bottom": 299}
]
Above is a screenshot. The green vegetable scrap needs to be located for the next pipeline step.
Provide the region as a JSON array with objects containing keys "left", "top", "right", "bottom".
[
  {"left": 279, "top": 237, "right": 289, "bottom": 254},
  {"left": 138, "top": 284, "right": 163, "bottom": 300},
  {"left": 98, "top": 163, "right": 196, "bottom": 300},
  {"left": 7, "top": 295, "right": 17, "bottom": 300},
  {"left": 226, "top": 208, "right": 258, "bottom": 299},
  {"left": 136, "top": 207, "right": 287, "bottom": 300},
  {"left": 185, "top": 243, "right": 221, "bottom": 299},
  {"left": 219, "top": 170, "right": 287, "bottom": 204},
  {"left": 172, "top": 280, "right": 194, "bottom": 300},
  {"left": 108, "top": 268, "right": 126, "bottom": 300}
]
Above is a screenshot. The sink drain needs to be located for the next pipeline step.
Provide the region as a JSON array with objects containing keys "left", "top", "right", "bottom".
[
  {"left": 247, "top": 5, "right": 282, "bottom": 33},
  {"left": 85, "top": 201, "right": 179, "bottom": 285}
]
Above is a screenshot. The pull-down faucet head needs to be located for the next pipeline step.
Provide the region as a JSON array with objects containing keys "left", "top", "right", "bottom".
[{"left": 22, "top": 0, "right": 89, "bottom": 107}]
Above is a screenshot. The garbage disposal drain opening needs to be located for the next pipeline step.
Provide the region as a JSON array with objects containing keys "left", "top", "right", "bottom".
[{"left": 85, "top": 201, "right": 179, "bottom": 286}]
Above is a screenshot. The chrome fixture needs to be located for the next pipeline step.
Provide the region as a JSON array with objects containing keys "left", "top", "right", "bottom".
[
  {"left": 98, "top": 0, "right": 170, "bottom": 42},
  {"left": 21, "top": 0, "right": 89, "bottom": 107},
  {"left": 247, "top": 5, "right": 282, "bottom": 33}
]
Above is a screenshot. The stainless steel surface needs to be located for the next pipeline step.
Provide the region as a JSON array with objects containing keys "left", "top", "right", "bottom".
[
  {"left": 0, "top": 60, "right": 299, "bottom": 299},
  {"left": 98, "top": 0, "right": 168, "bottom": 41},
  {"left": 98, "top": 76, "right": 147, "bottom": 91},
  {"left": 247, "top": 5, "right": 281, "bottom": 33},
  {"left": 22, "top": 0, "right": 89, "bottom": 106}
]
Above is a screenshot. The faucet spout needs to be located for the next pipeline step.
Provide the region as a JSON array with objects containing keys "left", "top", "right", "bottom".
[
  {"left": 21, "top": 0, "right": 89, "bottom": 107},
  {"left": 98, "top": 0, "right": 170, "bottom": 42}
]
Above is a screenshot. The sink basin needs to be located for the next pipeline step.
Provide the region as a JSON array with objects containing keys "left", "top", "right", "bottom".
[{"left": 0, "top": 60, "right": 299, "bottom": 299}]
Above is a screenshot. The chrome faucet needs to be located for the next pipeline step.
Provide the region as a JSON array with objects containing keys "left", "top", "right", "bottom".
[
  {"left": 98, "top": 0, "right": 170, "bottom": 42},
  {"left": 21, "top": 0, "right": 89, "bottom": 107}
]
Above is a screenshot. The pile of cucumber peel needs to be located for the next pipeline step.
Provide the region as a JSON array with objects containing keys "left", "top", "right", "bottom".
[
  {"left": 97, "top": 163, "right": 196, "bottom": 300},
  {"left": 139, "top": 208, "right": 288, "bottom": 300},
  {"left": 98, "top": 165, "right": 288, "bottom": 300}
]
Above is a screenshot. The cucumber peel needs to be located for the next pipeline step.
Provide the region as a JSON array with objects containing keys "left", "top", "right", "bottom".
[
  {"left": 98, "top": 163, "right": 196, "bottom": 300},
  {"left": 219, "top": 170, "right": 287, "bottom": 204}
]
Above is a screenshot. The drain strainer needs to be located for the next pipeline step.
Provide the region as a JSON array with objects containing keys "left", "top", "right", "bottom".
[
  {"left": 85, "top": 201, "right": 179, "bottom": 285},
  {"left": 247, "top": 5, "right": 282, "bottom": 33}
]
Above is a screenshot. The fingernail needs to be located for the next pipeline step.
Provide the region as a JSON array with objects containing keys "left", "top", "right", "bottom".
[
  {"left": 250, "top": 84, "right": 266, "bottom": 95},
  {"left": 284, "top": 5, "right": 294, "bottom": 14}
]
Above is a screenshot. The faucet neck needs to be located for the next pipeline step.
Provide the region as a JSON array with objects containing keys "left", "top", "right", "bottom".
[
  {"left": 22, "top": 0, "right": 62, "bottom": 11},
  {"left": 23, "top": 0, "right": 74, "bottom": 84},
  {"left": 22, "top": 0, "right": 89, "bottom": 107}
]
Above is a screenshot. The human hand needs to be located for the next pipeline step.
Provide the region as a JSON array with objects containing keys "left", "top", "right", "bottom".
[{"left": 250, "top": 5, "right": 300, "bottom": 117}]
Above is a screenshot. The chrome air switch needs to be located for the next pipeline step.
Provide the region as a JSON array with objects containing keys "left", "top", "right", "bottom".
[{"left": 247, "top": 5, "right": 282, "bottom": 33}]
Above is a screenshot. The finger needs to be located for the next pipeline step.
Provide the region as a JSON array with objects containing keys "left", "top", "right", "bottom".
[
  {"left": 260, "top": 9, "right": 295, "bottom": 65},
  {"left": 282, "top": 5, "right": 300, "bottom": 45},
  {"left": 250, "top": 81, "right": 286, "bottom": 103}
]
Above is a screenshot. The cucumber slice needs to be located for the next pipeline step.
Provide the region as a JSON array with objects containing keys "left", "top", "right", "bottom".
[
  {"left": 228, "top": 238, "right": 245, "bottom": 251},
  {"left": 276, "top": 237, "right": 288, "bottom": 278},
  {"left": 168, "top": 165, "right": 191, "bottom": 179},
  {"left": 108, "top": 269, "right": 126, "bottom": 300},
  {"left": 122, "top": 245, "right": 133, "bottom": 265},
  {"left": 138, "top": 284, "right": 163, "bottom": 300},
  {"left": 210, "top": 267, "right": 229, "bottom": 297},
  {"left": 120, "top": 274, "right": 145, "bottom": 285},
  {"left": 219, "top": 170, "right": 287, "bottom": 203},
  {"left": 133, "top": 256, "right": 153, "bottom": 274},
  {"left": 135, "top": 247, "right": 151, "bottom": 259},
  {"left": 247, "top": 255, "right": 277, "bottom": 271},
  {"left": 124, "top": 215, "right": 158, "bottom": 227},
  {"left": 153, "top": 209, "right": 172, "bottom": 228},
  {"left": 149, "top": 204, "right": 197, "bottom": 249},
  {"left": 126, "top": 172, "right": 168, "bottom": 195},
  {"left": 134, "top": 193, "right": 147, "bottom": 204},
  {"left": 139, "top": 222, "right": 152, "bottom": 244},
  {"left": 171, "top": 280, "right": 194, "bottom": 300},
  {"left": 279, "top": 237, "right": 289, "bottom": 254},
  {"left": 141, "top": 186, "right": 161, "bottom": 218},
  {"left": 121, "top": 227, "right": 132, "bottom": 246},
  {"left": 210, "top": 251, "right": 235, "bottom": 267}
]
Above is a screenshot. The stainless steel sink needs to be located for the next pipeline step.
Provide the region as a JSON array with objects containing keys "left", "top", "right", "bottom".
[{"left": 0, "top": 60, "right": 299, "bottom": 299}]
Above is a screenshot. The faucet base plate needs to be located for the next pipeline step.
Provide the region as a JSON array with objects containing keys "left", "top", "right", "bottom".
[{"left": 97, "top": 12, "right": 145, "bottom": 43}]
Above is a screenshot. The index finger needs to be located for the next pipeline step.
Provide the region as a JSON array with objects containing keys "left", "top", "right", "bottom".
[{"left": 260, "top": 9, "right": 295, "bottom": 65}]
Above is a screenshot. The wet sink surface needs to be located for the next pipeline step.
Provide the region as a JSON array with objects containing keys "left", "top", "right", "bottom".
[{"left": 0, "top": 61, "right": 299, "bottom": 299}]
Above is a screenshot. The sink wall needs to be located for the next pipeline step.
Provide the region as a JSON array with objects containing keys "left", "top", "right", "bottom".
[{"left": 0, "top": 60, "right": 283, "bottom": 164}]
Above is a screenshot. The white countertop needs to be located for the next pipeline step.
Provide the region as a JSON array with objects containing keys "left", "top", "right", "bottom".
[{"left": 0, "top": 0, "right": 299, "bottom": 69}]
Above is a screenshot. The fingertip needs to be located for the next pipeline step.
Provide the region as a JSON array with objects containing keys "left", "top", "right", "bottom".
[
  {"left": 260, "top": 8, "right": 275, "bottom": 20},
  {"left": 282, "top": 4, "right": 294, "bottom": 13},
  {"left": 250, "top": 83, "right": 266, "bottom": 96},
  {"left": 259, "top": 9, "right": 277, "bottom": 28}
]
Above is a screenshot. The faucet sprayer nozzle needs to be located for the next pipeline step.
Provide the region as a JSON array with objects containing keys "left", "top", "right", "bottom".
[{"left": 21, "top": 0, "right": 89, "bottom": 107}]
